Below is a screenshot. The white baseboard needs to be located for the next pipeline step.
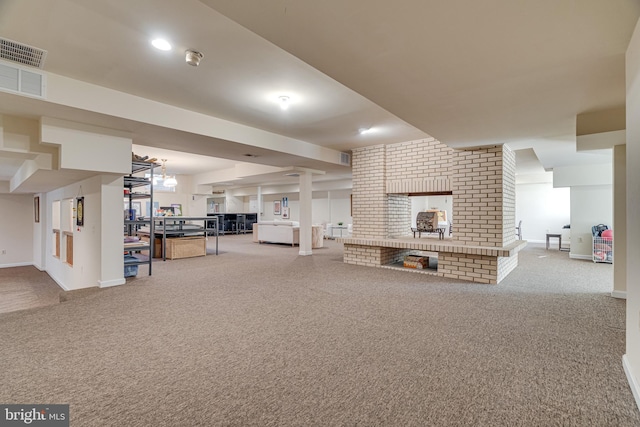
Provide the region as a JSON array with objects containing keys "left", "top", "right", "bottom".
[
  {"left": 298, "top": 250, "right": 313, "bottom": 256},
  {"left": 0, "top": 262, "right": 33, "bottom": 268},
  {"left": 611, "top": 290, "right": 627, "bottom": 299},
  {"left": 623, "top": 355, "right": 640, "bottom": 411},
  {"left": 48, "top": 275, "right": 70, "bottom": 291},
  {"left": 99, "top": 278, "right": 126, "bottom": 288},
  {"left": 569, "top": 253, "right": 592, "bottom": 261}
]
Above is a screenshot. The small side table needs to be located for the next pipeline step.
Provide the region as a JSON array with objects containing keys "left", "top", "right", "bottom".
[
  {"left": 332, "top": 226, "right": 348, "bottom": 238},
  {"left": 546, "top": 233, "right": 562, "bottom": 250}
]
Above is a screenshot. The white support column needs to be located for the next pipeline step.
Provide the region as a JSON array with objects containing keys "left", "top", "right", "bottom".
[
  {"left": 613, "top": 144, "right": 627, "bottom": 299},
  {"left": 299, "top": 171, "right": 313, "bottom": 256},
  {"left": 33, "top": 192, "right": 46, "bottom": 271},
  {"left": 257, "top": 186, "right": 263, "bottom": 218}
]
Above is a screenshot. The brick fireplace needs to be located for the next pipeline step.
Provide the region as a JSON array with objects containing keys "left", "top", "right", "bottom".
[{"left": 341, "top": 138, "right": 525, "bottom": 284}]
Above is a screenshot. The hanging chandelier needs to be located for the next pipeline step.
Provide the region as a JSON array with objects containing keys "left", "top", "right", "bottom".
[{"left": 159, "top": 159, "right": 178, "bottom": 187}]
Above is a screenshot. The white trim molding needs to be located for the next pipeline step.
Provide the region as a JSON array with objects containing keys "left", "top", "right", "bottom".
[
  {"left": 611, "top": 290, "right": 627, "bottom": 299},
  {"left": 99, "top": 278, "right": 125, "bottom": 288},
  {"left": 0, "top": 262, "right": 33, "bottom": 268},
  {"left": 623, "top": 355, "right": 640, "bottom": 411}
]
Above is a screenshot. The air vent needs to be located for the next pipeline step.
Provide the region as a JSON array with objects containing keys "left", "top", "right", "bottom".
[
  {"left": 0, "top": 60, "right": 46, "bottom": 98},
  {"left": 0, "top": 38, "right": 47, "bottom": 68},
  {"left": 340, "top": 152, "right": 351, "bottom": 166}
]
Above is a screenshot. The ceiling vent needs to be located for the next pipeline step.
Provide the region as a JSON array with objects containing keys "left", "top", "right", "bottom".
[
  {"left": 0, "top": 60, "right": 46, "bottom": 98},
  {"left": 340, "top": 152, "right": 351, "bottom": 166},
  {"left": 0, "top": 38, "right": 47, "bottom": 68}
]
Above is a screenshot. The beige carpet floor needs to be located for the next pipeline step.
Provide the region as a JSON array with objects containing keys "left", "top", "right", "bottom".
[{"left": 0, "top": 235, "right": 637, "bottom": 426}]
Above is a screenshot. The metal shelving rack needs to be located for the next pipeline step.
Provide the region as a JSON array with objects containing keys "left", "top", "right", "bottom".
[{"left": 124, "top": 161, "right": 157, "bottom": 276}]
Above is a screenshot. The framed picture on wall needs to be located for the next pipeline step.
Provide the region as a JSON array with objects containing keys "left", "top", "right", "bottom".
[
  {"left": 171, "top": 203, "right": 183, "bottom": 216},
  {"left": 274, "top": 200, "right": 281, "bottom": 215},
  {"left": 282, "top": 206, "right": 290, "bottom": 219},
  {"left": 76, "top": 197, "right": 85, "bottom": 227}
]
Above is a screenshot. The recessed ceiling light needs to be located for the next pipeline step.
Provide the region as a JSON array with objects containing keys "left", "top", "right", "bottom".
[
  {"left": 243, "top": 153, "right": 258, "bottom": 157},
  {"left": 278, "top": 95, "right": 290, "bottom": 110},
  {"left": 359, "top": 127, "right": 373, "bottom": 135},
  {"left": 151, "top": 38, "right": 172, "bottom": 51},
  {"left": 284, "top": 172, "right": 300, "bottom": 177}
]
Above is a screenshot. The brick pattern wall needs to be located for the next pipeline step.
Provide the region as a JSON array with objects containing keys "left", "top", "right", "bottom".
[
  {"left": 348, "top": 138, "right": 520, "bottom": 284},
  {"left": 386, "top": 138, "right": 454, "bottom": 194},
  {"left": 386, "top": 138, "right": 454, "bottom": 181},
  {"left": 383, "top": 247, "right": 411, "bottom": 265},
  {"left": 344, "top": 245, "right": 410, "bottom": 267},
  {"left": 352, "top": 145, "right": 387, "bottom": 239},
  {"left": 452, "top": 146, "right": 504, "bottom": 246},
  {"left": 501, "top": 145, "right": 517, "bottom": 245},
  {"left": 497, "top": 253, "right": 519, "bottom": 283},
  {"left": 388, "top": 194, "right": 411, "bottom": 238},
  {"left": 438, "top": 252, "right": 499, "bottom": 284}
]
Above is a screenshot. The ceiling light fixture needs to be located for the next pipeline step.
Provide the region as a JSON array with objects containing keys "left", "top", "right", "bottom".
[
  {"left": 185, "top": 49, "right": 204, "bottom": 66},
  {"left": 159, "top": 159, "right": 178, "bottom": 187},
  {"left": 151, "top": 38, "right": 172, "bottom": 51},
  {"left": 278, "top": 95, "right": 290, "bottom": 110},
  {"left": 163, "top": 176, "right": 178, "bottom": 187},
  {"left": 359, "top": 127, "right": 373, "bottom": 135}
]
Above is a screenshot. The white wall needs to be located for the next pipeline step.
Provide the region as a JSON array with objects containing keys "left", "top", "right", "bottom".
[
  {"left": 46, "top": 174, "right": 124, "bottom": 290},
  {"left": 551, "top": 163, "right": 614, "bottom": 258},
  {"left": 41, "top": 117, "right": 131, "bottom": 174},
  {"left": 554, "top": 162, "right": 612, "bottom": 187},
  {"left": 515, "top": 183, "right": 570, "bottom": 242},
  {"left": 206, "top": 196, "right": 226, "bottom": 214},
  {"left": 568, "top": 185, "right": 612, "bottom": 258},
  {"left": 624, "top": 15, "right": 640, "bottom": 410},
  {"left": 326, "top": 190, "right": 352, "bottom": 226},
  {"left": 132, "top": 175, "right": 209, "bottom": 217},
  {"left": 257, "top": 190, "right": 352, "bottom": 226},
  {"left": 613, "top": 145, "right": 627, "bottom": 297},
  {"left": 225, "top": 194, "right": 244, "bottom": 213},
  {"left": 33, "top": 193, "right": 45, "bottom": 270},
  {"left": 0, "top": 194, "right": 34, "bottom": 267},
  {"left": 100, "top": 175, "right": 127, "bottom": 288}
]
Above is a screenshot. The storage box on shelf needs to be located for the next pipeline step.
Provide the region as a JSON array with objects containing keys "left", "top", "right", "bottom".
[
  {"left": 403, "top": 255, "right": 429, "bottom": 269},
  {"left": 124, "top": 255, "right": 139, "bottom": 277},
  {"left": 141, "top": 235, "right": 206, "bottom": 260}
]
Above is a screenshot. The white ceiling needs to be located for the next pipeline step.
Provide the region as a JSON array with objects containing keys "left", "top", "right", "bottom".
[{"left": 0, "top": 0, "right": 636, "bottom": 192}]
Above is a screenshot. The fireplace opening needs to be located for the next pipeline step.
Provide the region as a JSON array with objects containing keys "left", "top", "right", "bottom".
[{"left": 410, "top": 192, "right": 453, "bottom": 234}]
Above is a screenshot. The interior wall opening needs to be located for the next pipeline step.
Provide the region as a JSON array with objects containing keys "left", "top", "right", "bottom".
[{"left": 409, "top": 192, "right": 453, "bottom": 230}]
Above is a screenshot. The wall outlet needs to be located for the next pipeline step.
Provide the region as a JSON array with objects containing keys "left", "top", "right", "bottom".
[
  {"left": 0, "top": 250, "right": 6, "bottom": 255},
  {"left": 578, "top": 237, "right": 583, "bottom": 243}
]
